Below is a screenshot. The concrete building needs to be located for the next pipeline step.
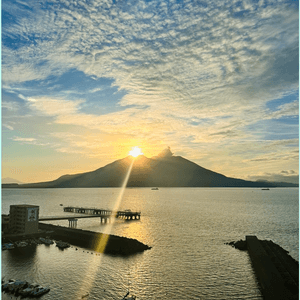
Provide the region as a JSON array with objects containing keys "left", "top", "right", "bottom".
[
  {"left": 1, "top": 214, "right": 10, "bottom": 233},
  {"left": 9, "top": 205, "right": 39, "bottom": 234}
]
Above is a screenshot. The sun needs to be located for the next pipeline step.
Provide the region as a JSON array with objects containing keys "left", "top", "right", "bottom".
[{"left": 129, "top": 146, "right": 143, "bottom": 157}]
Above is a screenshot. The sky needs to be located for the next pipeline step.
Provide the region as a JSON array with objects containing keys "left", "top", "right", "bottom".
[{"left": 2, "top": 0, "right": 299, "bottom": 184}]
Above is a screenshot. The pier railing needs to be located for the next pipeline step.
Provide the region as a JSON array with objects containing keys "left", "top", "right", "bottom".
[
  {"left": 63, "top": 206, "right": 141, "bottom": 220},
  {"left": 39, "top": 206, "right": 141, "bottom": 228}
]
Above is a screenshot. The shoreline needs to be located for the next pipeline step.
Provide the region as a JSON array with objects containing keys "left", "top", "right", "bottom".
[{"left": 2, "top": 223, "right": 152, "bottom": 256}]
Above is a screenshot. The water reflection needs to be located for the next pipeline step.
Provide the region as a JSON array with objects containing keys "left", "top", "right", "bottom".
[
  {"left": 6, "top": 245, "right": 38, "bottom": 270},
  {"left": 2, "top": 188, "right": 298, "bottom": 299}
]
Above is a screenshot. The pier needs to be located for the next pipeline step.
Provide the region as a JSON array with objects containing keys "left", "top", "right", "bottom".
[
  {"left": 63, "top": 206, "right": 141, "bottom": 221},
  {"left": 39, "top": 206, "right": 141, "bottom": 227}
]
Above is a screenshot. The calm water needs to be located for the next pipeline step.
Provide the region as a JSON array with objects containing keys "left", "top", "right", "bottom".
[{"left": 2, "top": 188, "right": 299, "bottom": 300}]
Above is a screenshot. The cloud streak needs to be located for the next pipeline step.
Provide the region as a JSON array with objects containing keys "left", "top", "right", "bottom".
[{"left": 2, "top": 0, "right": 298, "bottom": 182}]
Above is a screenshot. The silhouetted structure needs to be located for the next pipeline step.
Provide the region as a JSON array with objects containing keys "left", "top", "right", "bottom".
[
  {"left": 9, "top": 205, "right": 39, "bottom": 234},
  {"left": 3, "top": 152, "right": 297, "bottom": 188}
]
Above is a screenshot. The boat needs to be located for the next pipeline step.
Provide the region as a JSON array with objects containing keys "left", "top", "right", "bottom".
[
  {"left": 261, "top": 188, "right": 270, "bottom": 190},
  {"left": 2, "top": 281, "right": 13, "bottom": 292},
  {"left": 12, "top": 280, "right": 28, "bottom": 293},
  {"left": 2, "top": 280, "right": 50, "bottom": 297},
  {"left": 19, "top": 286, "right": 35, "bottom": 297},
  {"left": 151, "top": 187, "right": 159, "bottom": 190},
  {"left": 56, "top": 241, "right": 70, "bottom": 249},
  {"left": 39, "top": 237, "right": 54, "bottom": 245},
  {"left": 31, "top": 286, "right": 50, "bottom": 297},
  {"left": 3, "top": 243, "right": 15, "bottom": 250},
  {"left": 6, "top": 281, "right": 18, "bottom": 292},
  {"left": 60, "top": 204, "right": 63, "bottom": 206},
  {"left": 15, "top": 241, "right": 28, "bottom": 248}
]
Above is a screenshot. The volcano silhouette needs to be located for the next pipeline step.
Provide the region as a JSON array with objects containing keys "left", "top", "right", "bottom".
[{"left": 12, "top": 150, "right": 279, "bottom": 188}]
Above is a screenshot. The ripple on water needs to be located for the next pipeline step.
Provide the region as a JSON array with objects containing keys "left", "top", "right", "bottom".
[{"left": 2, "top": 188, "right": 298, "bottom": 299}]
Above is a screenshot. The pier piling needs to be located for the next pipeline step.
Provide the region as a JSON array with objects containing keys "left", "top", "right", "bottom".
[{"left": 68, "top": 218, "right": 78, "bottom": 228}]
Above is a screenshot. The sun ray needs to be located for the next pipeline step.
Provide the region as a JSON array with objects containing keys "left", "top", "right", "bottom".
[{"left": 75, "top": 158, "right": 135, "bottom": 298}]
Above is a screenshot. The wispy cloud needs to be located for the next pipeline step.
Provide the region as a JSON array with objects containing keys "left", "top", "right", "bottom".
[
  {"left": 2, "top": 0, "right": 298, "bottom": 181},
  {"left": 12, "top": 136, "right": 36, "bottom": 142},
  {"left": 27, "top": 97, "right": 84, "bottom": 116},
  {"left": 3, "top": 124, "right": 14, "bottom": 130}
]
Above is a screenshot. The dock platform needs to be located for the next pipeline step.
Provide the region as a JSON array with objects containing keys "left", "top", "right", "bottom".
[
  {"left": 63, "top": 206, "right": 141, "bottom": 220},
  {"left": 39, "top": 207, "right": 141, "bottom": 228}
]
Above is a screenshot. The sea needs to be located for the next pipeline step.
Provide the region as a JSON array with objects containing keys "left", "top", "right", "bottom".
[{"left": 1, "top": 187, "right": 299, "bottom": 300}]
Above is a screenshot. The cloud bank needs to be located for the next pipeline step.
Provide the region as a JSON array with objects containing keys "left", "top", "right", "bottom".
[{"left": 2, "top": 0, "right": 298, "bottom": 182}]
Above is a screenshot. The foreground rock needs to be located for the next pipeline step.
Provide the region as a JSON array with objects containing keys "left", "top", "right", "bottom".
[
  {"left": 225, "top": 239, "right": 247, "bottom": 250},
  {"left": 39, "top": 223, "right": 151, "bottom": 255}
]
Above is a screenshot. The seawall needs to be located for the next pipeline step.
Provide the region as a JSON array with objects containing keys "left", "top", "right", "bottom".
[
  {"left": 246, "top": 236, "right": 298, "bottom": 300},
  {"left": 38, "top": 222, "right": 151, "bottom": 255}
]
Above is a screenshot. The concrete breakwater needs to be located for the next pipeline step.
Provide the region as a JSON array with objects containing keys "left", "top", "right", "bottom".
[
  {"left": 38, "top": 223, "right": 151, "bottom": 255},
  {"left": 226, "top": 236, "right": 298, "bottom": 300}
]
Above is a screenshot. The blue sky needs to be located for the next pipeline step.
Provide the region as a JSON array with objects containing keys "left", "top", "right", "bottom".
[{"left": 2, "top": 0, "right": 299, "bottom": 184}]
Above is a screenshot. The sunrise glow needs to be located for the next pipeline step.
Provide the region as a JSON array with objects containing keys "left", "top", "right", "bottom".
[{"left": 129, "top": 147, "right": 143, "bottom": 157}]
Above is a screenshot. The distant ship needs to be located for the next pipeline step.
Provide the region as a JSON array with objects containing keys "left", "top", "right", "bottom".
[{"left": 151, "top": 187, "right": 159, "bottom": 190}]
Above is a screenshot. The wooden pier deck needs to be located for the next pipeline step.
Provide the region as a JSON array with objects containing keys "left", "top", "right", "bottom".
[
  {"left": 63, "top": 206, "right": 141, "bottom": 220},
  {"left": 39, "top": 206, "right": 141, "bottom": 228}
]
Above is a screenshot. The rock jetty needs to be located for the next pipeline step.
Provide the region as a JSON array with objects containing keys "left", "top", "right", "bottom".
[
  {"left": 38, "top": 223, "right": 151, "bottom": 255},
  {"left": 226, "top": 236, "right": 298, "bottom": 300}
]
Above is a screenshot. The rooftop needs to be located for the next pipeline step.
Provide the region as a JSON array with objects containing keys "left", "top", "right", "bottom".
[{"left": 10, "top": 204, "right": 39, "bottom": 208}]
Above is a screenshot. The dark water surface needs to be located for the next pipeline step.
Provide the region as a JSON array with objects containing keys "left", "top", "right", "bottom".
[{"left": 2, "top": 188, "right": 298, "bottom": 299}]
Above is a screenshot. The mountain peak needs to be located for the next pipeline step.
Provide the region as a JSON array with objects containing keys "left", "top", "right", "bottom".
[
  {"left": 5, "top": 152, "right": 295, "bottom": 188},
  {"left": 156, "top": 147, "right": 173, "bottom": 158}
]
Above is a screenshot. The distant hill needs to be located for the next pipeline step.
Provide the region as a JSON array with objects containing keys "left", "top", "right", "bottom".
[
  {"left": 2, "top": 177, "right": 23, "bottom": 184},
  {"left": 255, "top": 180, "right": 298, "bottom": 188},
  {"left": 2, "top": 151, "right": 298, "bottom": 188}
]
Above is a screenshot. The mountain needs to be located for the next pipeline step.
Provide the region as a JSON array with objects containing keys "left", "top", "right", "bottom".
[{"left": 2, "top": 151, "right": 297, "bottom": 188}]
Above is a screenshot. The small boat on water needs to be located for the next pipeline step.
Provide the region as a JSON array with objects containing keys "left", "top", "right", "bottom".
[
  {"left": 261, "top": 188, "right": 270, "bottom": 190},
  {"left": 39, "top": 237, "right": 54, "bottom": 245},
  {"left": 2, "top": 243, "right": 15, "bottom": 250},
  {"left": 151, "top": 187, "right": 159, "bottom": 190},
  {"left": 19, "top": 286, "right": 35, "bottom": 297},
  {"left": 15, "top": 241, "right": 28, "bottom": 248},
  {"left": 60, "top": 204, "right": 63, "bottom": 206},
  {"left": 56, "top": 241, "right": 70, "bottom": 249},
  {"left": 2, "top": 280, "right": 50, "bottom": 297},
  {"left": 31, "top": 286, "right": 50, "bottom": 297},
  {"left": 3, "top": 280, "right": 27, "bottom": 294}
]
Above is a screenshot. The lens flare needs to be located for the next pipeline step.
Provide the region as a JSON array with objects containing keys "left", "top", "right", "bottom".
[
  {"left": 93, "top": 159, "right": 134, "bottom": 253},
  {"left": 75, "top": 158, "right": 135, "bottom": 298}
]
